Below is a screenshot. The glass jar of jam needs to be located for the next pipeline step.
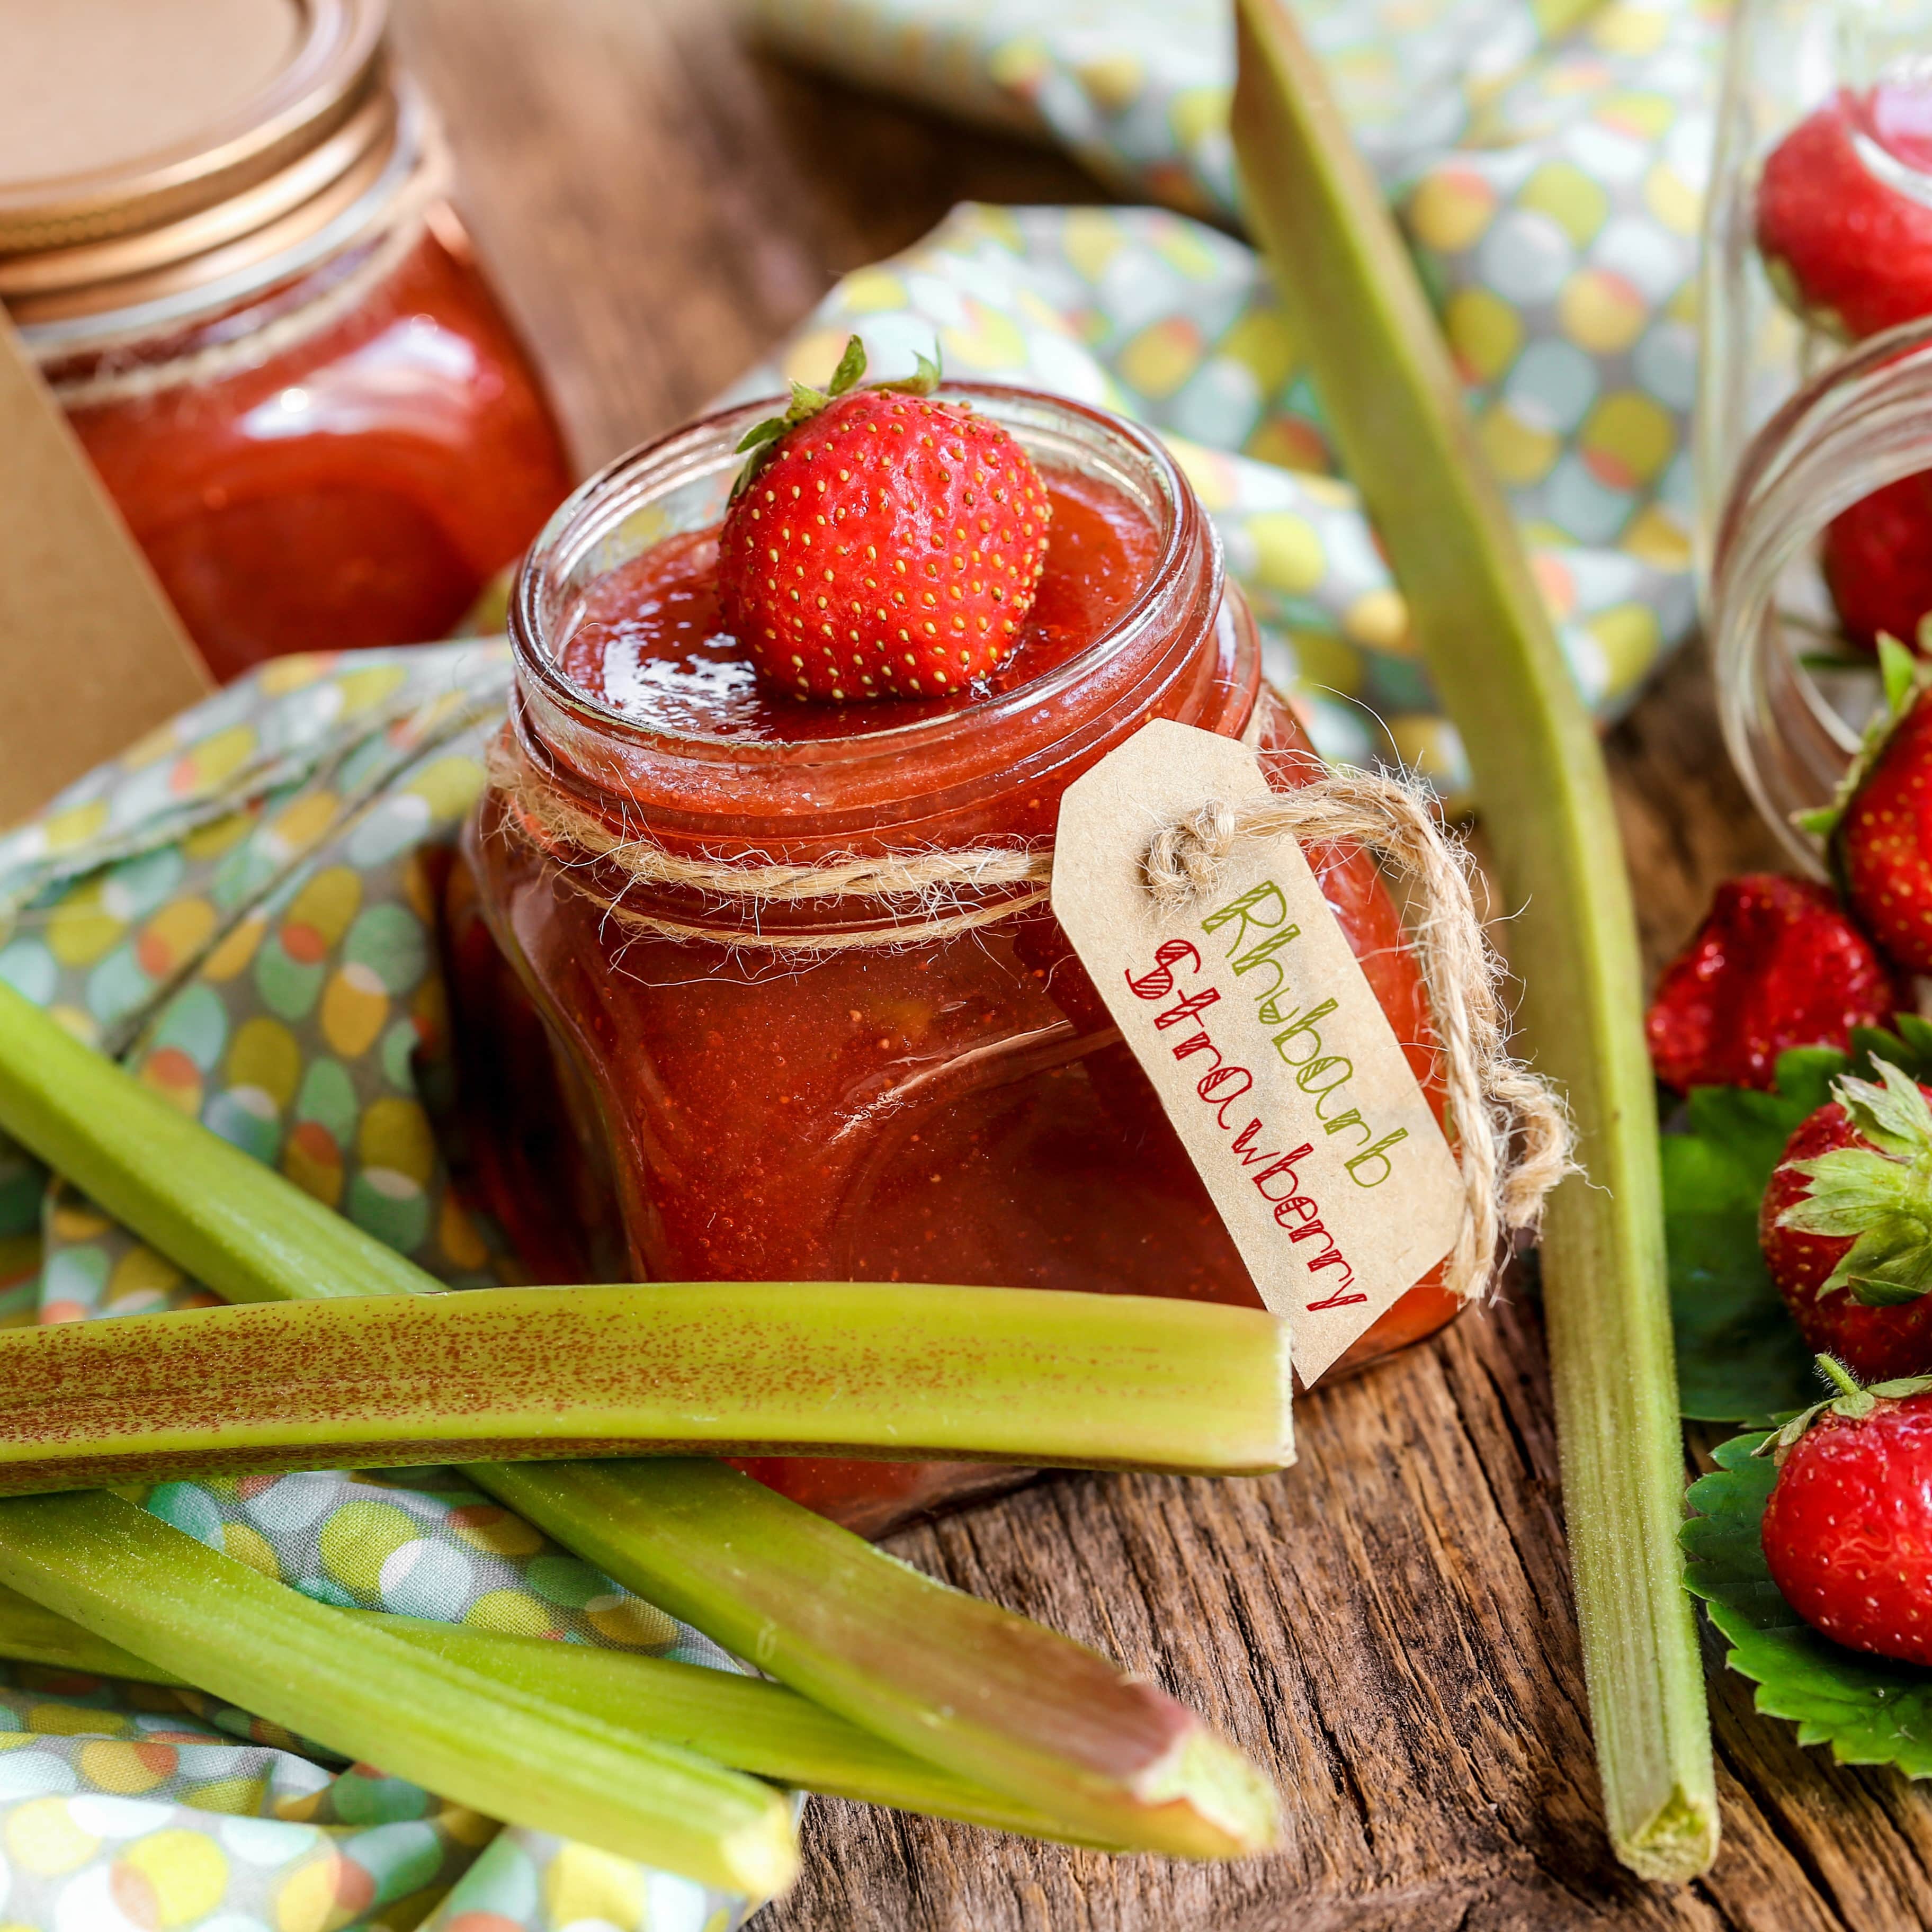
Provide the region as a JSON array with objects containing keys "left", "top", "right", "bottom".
[
  {"left": 0, "top": 0, "right": 572, "bottom": 683},
  {"left": 460, "top": 386, "right": 1456, "bottom": 1534}
]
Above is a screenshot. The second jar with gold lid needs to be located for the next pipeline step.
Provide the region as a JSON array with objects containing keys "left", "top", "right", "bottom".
[{"left": 1, "top": 0, "right": 573, "bottom": 682}]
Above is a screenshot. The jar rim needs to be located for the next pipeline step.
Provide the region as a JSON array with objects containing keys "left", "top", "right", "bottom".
[
  {"left": 14, "top": 84, "right": 441, "bottom": 352},
  {"left": 508, "top": 381, "right": 1215, "bottom": 781},
  {"left": 0, "top": 0, "right": 395, "bottom": 318}
]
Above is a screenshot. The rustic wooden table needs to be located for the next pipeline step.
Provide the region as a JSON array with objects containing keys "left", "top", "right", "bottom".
[{"left": 395, "top": 2, "right": 1928, "bottom": 1924}]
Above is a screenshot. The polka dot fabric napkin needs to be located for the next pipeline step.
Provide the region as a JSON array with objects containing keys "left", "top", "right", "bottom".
[
  {"left": 749, "top": 0, "right": 1723, "bottom": 799},
  {"left": 0, "top": 649, "right": 753, "bottom": 1932}
]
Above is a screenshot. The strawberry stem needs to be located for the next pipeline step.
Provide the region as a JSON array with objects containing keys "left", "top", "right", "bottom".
[{"left": 1816, "top": 1353, "right": 1864, "bottom": 1400}]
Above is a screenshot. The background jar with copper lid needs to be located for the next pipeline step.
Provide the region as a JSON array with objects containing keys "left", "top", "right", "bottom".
[{"left": 0, "top": 0, "right": 574, "bottom": 682}]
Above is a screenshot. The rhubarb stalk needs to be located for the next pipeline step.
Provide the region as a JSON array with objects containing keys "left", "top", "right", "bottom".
[
  {"left": 1229, "top": 0, "right": 1716, "bottom": 1879},
  {"left": 349, "top": 1613, "right": 1126, "bottom": 1844},
  {"left": 0, "top": 1576, "right": 182, "bottom": 1684},
  {"left": 0, "top": 981, "right": 1280, "bottom": 1857},
  {"left": 480, "top": 1456, "right": 1277, "bottom": 1858},
  {"left": 0, "top": 1583, "right": 1121, "bottom": 1844},
  {"left": 0, "top": 1490, "right": 798, "bottom": 1897},
  {"left": 0, "top": 1280, "right": 1292, "bottom": 1493}
]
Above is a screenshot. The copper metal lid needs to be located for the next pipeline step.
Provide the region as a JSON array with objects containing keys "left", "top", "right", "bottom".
[{"left": 0, "top": 0, "right": 392, "bottom": 310}]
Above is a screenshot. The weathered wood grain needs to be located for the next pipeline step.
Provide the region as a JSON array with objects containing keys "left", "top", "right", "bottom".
[{"left": 391, "top": 1, "right": 1932, "bottom": 1924}]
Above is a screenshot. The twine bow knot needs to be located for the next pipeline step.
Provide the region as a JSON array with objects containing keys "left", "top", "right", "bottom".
[{"left": 1135, "top": 765, "right": 1574, "bottom": 1301}]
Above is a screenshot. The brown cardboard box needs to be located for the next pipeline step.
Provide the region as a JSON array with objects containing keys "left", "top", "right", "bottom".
[{"left": 0, "top": 314, "right": 212, "bottom": 827}]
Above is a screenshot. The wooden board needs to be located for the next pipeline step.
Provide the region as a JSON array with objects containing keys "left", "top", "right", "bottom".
[{"left": 391, "top": 1, "right": 1928, "bottom": 1922}]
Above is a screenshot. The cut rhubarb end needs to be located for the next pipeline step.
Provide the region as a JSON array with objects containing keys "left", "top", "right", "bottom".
[
  {"left": 1130, "top": 1723, "right": 1283, "bottom": 1858},
  {"left": 478, "top": 1456, "right": 1281, "bottom": 1859}
]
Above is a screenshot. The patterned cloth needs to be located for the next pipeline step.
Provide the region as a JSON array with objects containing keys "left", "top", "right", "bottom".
[
  {"left": 0, "top": 651, "right": 750, "bottom": 1932},
  {"left": 0, "top": 0, "right": 1729, "bottom": 1924},
  {"left": 749, "top": 0, "right": 1725, "bottom": 796}
]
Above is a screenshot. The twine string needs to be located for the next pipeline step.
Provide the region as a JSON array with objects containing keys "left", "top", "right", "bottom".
[
  {"left": 497, "top": 740, "right": 1572, "bottom": 1290},
  {"left": 1143, "top": 771, "right": 1574, "bottom": 1300}
]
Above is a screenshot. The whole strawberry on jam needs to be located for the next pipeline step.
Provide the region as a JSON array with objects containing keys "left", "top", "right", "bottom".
[
  {"left": 1805, "top": 634, "right": 1932, "bottom": 974},
  {"left": 1759, "top": 1356, "right": 1932, "bottom": 1666},
  {"left": 1760, "top": 1060, "right": 1932, "bottom": 1382},
  {"left": 1756, "top": 86, "right": 1932, "bottom": 342},
  {"left": 1821, "top": 474, "right": 1932, "bottom": 658},
  {"left": 1644, "top": 874, "right": 1904, "bottom": 1093},
  {"left": 716, "top": 335, "right": 1051, "bottom": 702}
]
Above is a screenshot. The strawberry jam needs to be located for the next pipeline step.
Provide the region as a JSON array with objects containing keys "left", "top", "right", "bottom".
[{"left": 462, "top": 388, "right": 1457, "bottom": 1535}]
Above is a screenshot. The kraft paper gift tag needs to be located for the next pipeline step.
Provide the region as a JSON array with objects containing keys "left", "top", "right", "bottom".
[{"left": 1053, "top": 719, "right": 1464, "bottom": 1384}]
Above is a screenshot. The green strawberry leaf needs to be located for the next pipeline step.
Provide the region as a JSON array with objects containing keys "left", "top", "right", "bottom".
[
  {"left": 1835, "top": 1058, "right": 1932, "bottom": 1158},
  {"left": 1682, "top": 1430, "right": 1932, "bottom": 1777},
  {"left": 825, "top": 334, "right": 869, "bottom": 398},
  {"left": 1778, "top": 1060, "right": 1932, "bottom": 1303},
  {"left": 728, "top": 335, "right": 945, "bottom": 497},
  {"left": 1882, "top": 631, "right": 1921, "bottom": 717},
  {"left": 873, "top": 349, "right": 942, "bottom": 398},
  {"left": 1663, "top": 1050, "right": 1844, "bottom": 1423},
  {"left": 1826, "top": 1216, "right": 1932, "bottom": 1304}
]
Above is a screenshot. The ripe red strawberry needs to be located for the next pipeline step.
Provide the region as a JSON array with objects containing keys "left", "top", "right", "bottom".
[
  {"left": 716, "top": 335, "right": 1051, "bottom": 702},
  {"left": 1821, "top": 473, "right": 1932, "bottom": 657},
  {"left": 1644, "top": 874, "right": 1904, "bottom": 1093},
  {"left": 1756, "top": 87, "right": 1932, "bottom": 342},
  {"left": 1760, "top": 1061, "right": 1932, "bottom": 1381},
  {"left": 1835, "top": 652, "right": 1932, "bottom": 974},
  {"left": 1760, "top": 1361, "right": 1932, "bottom": 1665}
]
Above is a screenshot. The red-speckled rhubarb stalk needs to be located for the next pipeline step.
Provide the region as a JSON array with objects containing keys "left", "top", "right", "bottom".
[
  {"left": 0, "top": 981, "right": 1280, "bottom": 1858},
  {"left": 1230, "top": 0, "right": 1714, "bottom": 1880},
  {"left": 0, "top": 1281, "right": 1291, "bottom": 1493},
  {"left": 0, "top": 1490, "right": 798, "bottom": 1896}
]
